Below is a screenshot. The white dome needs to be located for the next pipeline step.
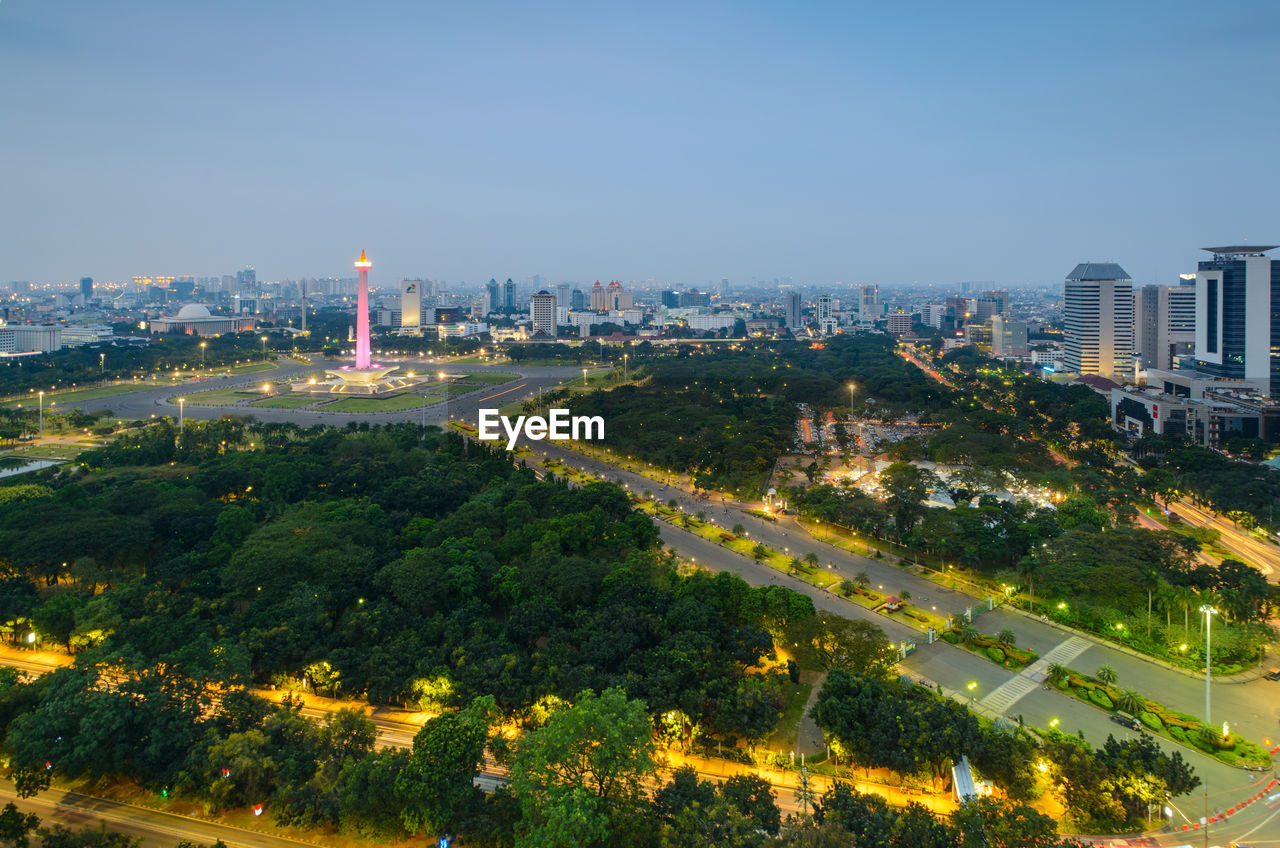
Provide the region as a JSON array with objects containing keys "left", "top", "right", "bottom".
[{"left": 175, "top": 303, "right": 213, "bottom": 320}]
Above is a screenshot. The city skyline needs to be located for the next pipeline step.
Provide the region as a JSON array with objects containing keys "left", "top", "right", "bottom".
[{"left": 3, "top": 1, "right": 1278, "bottom": 286}]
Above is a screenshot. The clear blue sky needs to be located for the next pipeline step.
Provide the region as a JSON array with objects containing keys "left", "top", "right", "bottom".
[{"left": 2, "top": 0, "right": 1277, "bottom": 287}]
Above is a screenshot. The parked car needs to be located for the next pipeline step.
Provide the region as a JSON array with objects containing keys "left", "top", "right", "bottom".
[{"left": 1264, "top": 668, "right": 1280, "bottom": 681}]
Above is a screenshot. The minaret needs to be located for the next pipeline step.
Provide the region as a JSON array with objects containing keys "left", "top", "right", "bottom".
[{"left": 354, "top": 250, "right": 372, "bottom": 370}]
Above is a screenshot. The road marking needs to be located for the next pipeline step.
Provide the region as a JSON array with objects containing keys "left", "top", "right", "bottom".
[
  {"left": 978, "top": 636, "right": 1090, "bottom": 715},
  {"left": 475, "top": 383, "right": 527, "bottom": 403}
]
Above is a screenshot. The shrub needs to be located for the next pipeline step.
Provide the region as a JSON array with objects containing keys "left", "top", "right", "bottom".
[
  {"left": 1169, "top": 726, "right": 1187, "bottom": 742},
  {"left": 1088, "top": 688, "right": 1114, "bottom": 710},
  {"left": 941, "top": 631, "right": 959, "bottom": 644},
  {"left": 1138, "top": 711, "right": 1162, "bottom": 730},
  {"left": 986, "top": 647, "right": 1006, "bottom": 663}
]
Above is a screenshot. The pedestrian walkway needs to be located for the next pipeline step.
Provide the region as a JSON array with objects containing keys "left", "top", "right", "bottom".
[{"left": 979, "top": 636, "right": 1090, "bottom": 715}]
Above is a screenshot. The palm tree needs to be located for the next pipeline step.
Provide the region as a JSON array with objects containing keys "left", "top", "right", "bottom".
[
  {"left": 804, "top": 552, "right": 820, "bottom": 568},
  {"left": 1114, "top": 688, "right": 1145, "bottom": 715},
  {"left": 839, "top": 578, "right": 857, "bottom": 597},
  {"left": 996, "top": 628, "right": 1016, "bottom": 647},
  {"left": 788, "top": 557, "right": 803, "bottom": 574},
  {"left": 1095, "top": 664, "right": 1118, "bottom": 686},
  {"left": 960, "top": 623, "right": 980, "bottom": 645},
  {"left": 731, "top": 523, "right": 746, "bottom": 537},
  {"left": 1045, "top": 663, "right": 1067, "bottom": 687},
  {"left": 855, "top": 570, "right": 870, "bottom": 589},
  {"left": 695, "top": 510, "right": 706, "bottom": 522},
  {"left": 899, "top": 590, "right": 912, "bottom": 603}
]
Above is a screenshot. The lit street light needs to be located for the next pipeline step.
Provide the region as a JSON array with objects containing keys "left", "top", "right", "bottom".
[
  {"left": 178, "top": 398, "right": 185, "bottom": 433},
  {"left": 260, "top": 335, "right": 268, "bottom": 359},
  {"left": 200, "top": 341, "right": 207, "bottom": 366},
  {"left": 99, "top": 352, "right": 105, "bottom": 375},
  {"left": 582, "top": 368, "right": 589, "bottom": 387},
  {"left": 38, "top": 390, "right": 44, "bottom": 436},
  {"left": 1200, "top": 605, "right": 1217, "bottom": 723}
]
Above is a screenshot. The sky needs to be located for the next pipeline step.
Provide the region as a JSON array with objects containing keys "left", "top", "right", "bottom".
[{"left": 2, "top": 0, "right": 1278, "bottom": 288}]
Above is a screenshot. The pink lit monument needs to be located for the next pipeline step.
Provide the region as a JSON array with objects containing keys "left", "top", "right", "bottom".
[
  {"left": 313, "top": 249, "right": 403, "bottom": 393},
  {"left": 354, "top": 249, "right": 373, "bottom": 369}
]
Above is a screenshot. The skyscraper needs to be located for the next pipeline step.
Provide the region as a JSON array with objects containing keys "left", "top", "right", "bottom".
[
  {"left": 401, "top": 280, "right": 422, "bottom": 330},
  {"left": 79, "top": 277, "right": 93, "bottom": 301},
  {"left": 1135, "top": 279, "right": 1195, "bottom": 371},
  {"left": 236, "top": 268, "right": 256, "bottom": 294},
  {"left": 486, "top": 278, "right": 501, "bottom": 313},
  {"left": 816, "top": 295, "right": 836, "bottom": 334},
  {"left": 857, "top": 285, "right": 880, "bottom": 321},
  {"left": 1063, "top": 262, "right": 1134, "bottom": 380},
  {"left": 503, "top": 278, "right": 516, "bottom": 310},
  {"left": 785, "top": 291, "right": 802, "bottom": 330},
  {"left": 531, "top": 290, "right": 557, "bottom": 338},
  {"left": 1194, "top": 244, "right": 1280, "bottom": 396}
]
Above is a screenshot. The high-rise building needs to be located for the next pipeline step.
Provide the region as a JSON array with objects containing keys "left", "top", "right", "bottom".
[
  {"left": 989, "top": 315, "right": 1028, "bottom": 356},
  {"left": 679, "top": 289, "right": 711, "bottom": 308},
  {"left": 1194, "top": 244, "right": 1280, "bottom": 396},
  {"left": 604, "top": 281, "right": 633, "bottom": 311},
  {"left": 785, "top": 291, "right": 802, "bottom": 329},
  {"left": 885, "top": 311, "right": 913, "bottom": 337},
  {"left": 79, "top": 277, "right": 93, "bottom": 301},
  {"left": 1064, "top": 262, "right": 1134, "bottom": 380},
  {"left": 1135, "top": 278, "right": 1196, "bottom": 371},
  {"left": 661, "top": 290, "right": 681, "bottom": 309},
  {"left": 531, "top": 290, "right": 557, "bottom": 337},
  {"left": 486, "top": 279, "right": 501, "bottom": 313},
  {"left": 570, "top": 288, "right": 586, "bottom": 310},
  {"left": 236, "top": 268, "right": 257, "bottom": 294},
  {"left": 589, "top": 281, "right": 606, "bottom": 312},
  {"left": 503, "top": 278, "right": 516, "bottom": 310},
  {"left": 401, "top": 280, "right": 422, "bottom": 330},
  {"left": 816, "top": 295, "right": 836, "bottom": 334},
  {"left": 857, "top": 285, "right": 880, "bottom": 320}
]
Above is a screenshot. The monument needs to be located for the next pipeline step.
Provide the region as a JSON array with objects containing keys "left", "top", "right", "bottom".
[{"left": 299, "top": 250, "right": 424, "bottom": 395}]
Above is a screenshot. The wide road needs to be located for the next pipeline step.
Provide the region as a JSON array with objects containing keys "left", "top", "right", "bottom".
[{"left": 528, "top": 440, "right": 1280, "bottom": 844}]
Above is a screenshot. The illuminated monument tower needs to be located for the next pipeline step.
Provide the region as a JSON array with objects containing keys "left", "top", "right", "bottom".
[
  {"left": 354, "top": 249, "right": 373, "bottom": 369},
  {"left": 305, "top": 249, "right": 419, "bottom": 394}
]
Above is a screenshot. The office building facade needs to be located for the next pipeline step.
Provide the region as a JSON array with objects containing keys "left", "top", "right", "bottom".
[
  {"left": 1064, "top": 262, "right": 1134, "bottom": 380},
  {"left": 531, "top": 290, "right": 557, "bottom": 337},
  {"left": 1194, "top": 245, "right": 1280, "bottom": 397}
]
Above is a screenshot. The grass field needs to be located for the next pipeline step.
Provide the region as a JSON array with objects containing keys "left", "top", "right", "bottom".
[
  {"left": 322, "top": 394, "right": 434, "bottom": 413},
  {"left": 185, "top": 388, "right": 266, "bottom": 406},
  {"left": 249, "top": 395, "right": 319, "bottom": 409},
  {"left": 1, "top": 384, "right": 151, "bottom": 411},
  {"left": 226, "top": 361, "right": 279, "bottom": 374}
]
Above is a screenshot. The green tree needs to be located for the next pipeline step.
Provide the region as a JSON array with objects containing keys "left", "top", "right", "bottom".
[
  {"left": 719, "top": 774, "right": 780, "bottom": 835},
  {"left": 510, "top": 688, "right": 657, "bottom": 848},
  {"left": 789, "top": 613, "right": 895, "bottom": 678},
  {"left": 1095, "top": 665, "right": 1117, "bottom": 686},
  {"left": 397, "top": 695, "right": 496, "bottom": 835},
  {"left": 952, "top": 797, "right": 1059, "bottom": 848},
  {"left": 0, "top": 802, "right": 40, "bottom": 848}
]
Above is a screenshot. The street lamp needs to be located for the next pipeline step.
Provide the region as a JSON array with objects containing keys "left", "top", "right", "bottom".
[
  {"left": 178, "top": 398, "right": 185, "bottom": 433},
  {"left": 966, "top": 681, "right": 977, "bottom": 703},
  {"left": 623, "top": 353, "right": 628, "bottom": 382},
  {"left": 38, "top": 390, "right": 44, "bottom": 436},
  {"left": 438, "top": 371, "right": 449, "bottom": 422},
  {"left": 1200, "top": 605, "right": 1217, "bottom": 723},
  {"left": 582, "top": 368, "right": 589, "bottom": 387},
  {"left": 260, "top": 335, "right": 268, "bottom": 359},
  {"left": 99, "top": 352, "right": 105, "bottom": 375},
  {"left": 200, "top": 341, "right": 207, "bottom": 366}
]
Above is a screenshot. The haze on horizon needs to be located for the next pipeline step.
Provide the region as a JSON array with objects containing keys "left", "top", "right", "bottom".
[{"left": 1, "top": 0, "right": 1277, "bottom": 288}]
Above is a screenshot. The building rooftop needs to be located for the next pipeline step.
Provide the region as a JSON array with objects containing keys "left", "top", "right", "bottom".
[
  {"left": 1201, "top": 245, "right": 1277, "bottom": 257},
  {"left": 1066, "top": 262, "right": 1130, "bottom": 282}
]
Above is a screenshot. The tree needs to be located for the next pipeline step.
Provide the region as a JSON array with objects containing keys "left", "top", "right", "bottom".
[
  {"left": 732, "top": 523, "right": 746, "bottom": 537},
  {"left": 952, "top": 797, "right": 1058, "bottom": 848},
  {"left": 879, "top": 461, "right": 936, "bottom": 533},
  {"left": 1045, "top": 663, "right": 1067, "bottom": 687},
  {"left": 397, "top": 695, "right": 496, "bottom": 835},
  {"left": 719, "top": 774, "right": 781, "bottom": 835},
  {"left": 996, "top": 628, "right": 1016, "bottom": 647},
  {"left": 790, "top": 613, "right": 895, "bottom": 678},
  {"left": 1095, "top": 665, "right": 1117, "bottom": 686},
  {"left": 510, "top": 688, "right": 657, "bottom": 848},
  {"left": 0, "top": 802, "right": 40, "bottom": 848},
  {"left": 854, "top": 570, "right": 870, "bottom": 589},
  {"left": 1114, "top": 688, "right": 1144, "bottom": 716}
]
